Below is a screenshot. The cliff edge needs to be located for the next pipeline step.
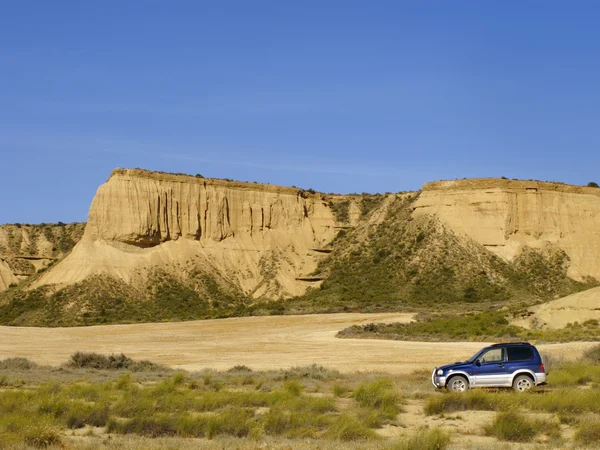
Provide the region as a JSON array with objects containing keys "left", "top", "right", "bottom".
[
  {"left": 33, "top": 169, "right": 346, "bottom": 299},
  {"left": 414, "top": 178, "right": 600, "bottom": 281}
]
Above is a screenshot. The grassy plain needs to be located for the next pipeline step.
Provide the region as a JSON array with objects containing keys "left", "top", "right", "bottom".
[{"left": 1, "top": 347, "right": 600, "bottom": 449}]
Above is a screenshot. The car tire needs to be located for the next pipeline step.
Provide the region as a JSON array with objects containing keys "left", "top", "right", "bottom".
[
  {"left": 447, "top": 375, "right": 469, "bottom": 392},
  {"left": 512, "top": 374, "right": 534, "bottom": 392}
]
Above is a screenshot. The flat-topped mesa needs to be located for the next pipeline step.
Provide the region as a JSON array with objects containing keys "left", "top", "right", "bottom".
[
  {"left": 423, "top": 178, "right": 600, "bottom": 195},
  {"left": 36, "top": 168, "right": 350, "bottom": 299},
  {"left": 88, "top": 168, "right": 333, "bottom": 247},
  {"left": 415, "top": 178, "right": 600, "bottom": 281}
]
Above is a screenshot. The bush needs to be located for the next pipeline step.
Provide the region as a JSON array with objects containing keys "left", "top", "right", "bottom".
[
  {"left": 324, "top": 414, "right": 377, "bottom": 441},
  {"left": 587, "top": 181, "right": 599, "bottom": 188},
  {"left": 65, "top": 352, "right": 170, "bottom": 372},
  {"left": 0, "top": 357, "right": 38, "bottom": 370},
  {"left": 22, "top": 426, "right": 62, "bottom": 448},
  {"left": 67, "top": 352, "right": 132, "bottom": 370},
  {"left": 227, "top": 365, "right": 253, "bottom": 373},
  {"left": 354, "top": 378, "right": 401, "bottom": 420},
  {"left": 283, "top": 364, "right": 339, "bottom": 380},
  {"left": 575, "top": 418, "right": 600, "bottom": 445},
  {"left": 425, "top": 390, "right": 509, "bottom": 415},
  {"left": 583, "top": 343, "right": 600, "bottom": 363},
  {"left": 485, "top": 411, "right": 539, "bottom": 442},
  {"left": 390, "top": 427, "right": 451, "bottom": 450}
]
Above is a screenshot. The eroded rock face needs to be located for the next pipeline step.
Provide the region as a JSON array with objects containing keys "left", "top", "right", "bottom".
[
  {"left": 35, "top": 169, "right": 343, "bottom": 298},
  {"left": 413, "top": 179, "right": 600, "bottom": 281},
  {"left": 29, "top": 173, "right": 600, "bottom": 303},
  {"left": 0, "top": 223, "right": 85, "bottom": 291}
]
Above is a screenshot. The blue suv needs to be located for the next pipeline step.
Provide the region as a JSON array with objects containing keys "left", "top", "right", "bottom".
[{"left": 432, "top": 342, "right": 547, "bottom": 392}]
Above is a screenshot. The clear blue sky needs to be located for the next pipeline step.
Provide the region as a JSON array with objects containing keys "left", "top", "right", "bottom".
[{"left": 2, "top": 1, "right": 599, "bottom": 224}]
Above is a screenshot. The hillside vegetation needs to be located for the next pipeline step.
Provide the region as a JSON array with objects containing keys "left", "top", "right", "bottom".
[
  {"left": 0, "top": 222, "right": 85, "bottom": 258},
  {"left": 254, "top": 194, "right": 593, "bottom": 316}
]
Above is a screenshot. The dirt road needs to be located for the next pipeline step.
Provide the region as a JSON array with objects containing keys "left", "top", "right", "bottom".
[{"left": 0, "top": 313, "right": 594, "bottom": 373}]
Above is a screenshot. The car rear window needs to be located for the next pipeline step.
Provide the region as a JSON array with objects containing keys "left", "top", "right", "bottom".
[{"left": 507, "top": 346, "right": 534, "bottom": 361}]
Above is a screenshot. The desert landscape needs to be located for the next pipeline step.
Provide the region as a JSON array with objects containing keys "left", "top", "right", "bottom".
[
  {"left": 4, "top": 3, "right": 600, "bottom": 448},
  {"left": 2, "top": 169, "right": 600, "bottom": 449}
]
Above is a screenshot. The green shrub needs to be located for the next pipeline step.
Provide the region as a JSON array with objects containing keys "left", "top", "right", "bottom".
[
  {"left": 583, "top": 343, "right": 600, "bottom": 363},
  {"left": 22, "top": 426, "right": 62, "bottom": 448},
  {"left": 283, "top": 364, "right": 340, "bottom": 380},
  {"left": 389, "top": 427, "right": 451, "bottom": 450},
  {"left": 263, "top": 408, "right": 330, "bottom": 438},
  {"left": 65, "top": 402, "right": 110, "bottom": 429},
  {"left": 548, "top": 361, "right": 600, "bottom": 386},
  {"left": 333, "top": 382, "right": 351, "bottom": 397},
  {"left": 354, "top": 378, "right": 401, "bottom": 420},
  {"left": 528, "top": 388, "right": 600, "bottom": 414},
  {"left": 0, "top": 357, "right": 38, "bottom": 370},
  {"left": 324, "top": 414, "right": 377, "bottom": 441},
  {"left": 425, "top": 390, "right": 509, "bottom": 415},
  {"left": 107, "top": 415, "right": 178, "bottom": 437},
  {"left": 575, "top": 418, "right": 600, "bottom": 445},
  {"left": 227, "top": 365, "right": 253, "bottom": 373},
  {"left": 485, "top": 411, "right": 539, "bottom": 442},
  {"left": 67, "top": 352, "right": 132, "bottom": 370},
  {"left": 283, "top": 380, "right": 303, "bottom": 396},
  {"left": 65, "top": 352, "right": 170, "bottom": 372}
]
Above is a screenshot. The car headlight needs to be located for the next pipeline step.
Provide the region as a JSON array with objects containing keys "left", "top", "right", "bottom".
[{"left": 436, "top": 369, "right": 444, "bottom": 376}]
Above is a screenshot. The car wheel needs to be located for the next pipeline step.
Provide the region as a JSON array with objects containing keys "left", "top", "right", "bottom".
[
  {"left": 513, "top": 375, "right": 533, "bottom": 392},
  {"left": 447, "top": 375, "right": 469, "bottom": 392}
]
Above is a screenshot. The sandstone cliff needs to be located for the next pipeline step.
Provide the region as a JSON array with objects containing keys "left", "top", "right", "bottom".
[
  {"left": 413, "top": 179, "right": 600, "bottom": 282},
  {"left": 34, "top": 169, "right": 352, "bottom": 299},
  {"left": 3, "top": 172, "right": 600, "bottom": 327}
]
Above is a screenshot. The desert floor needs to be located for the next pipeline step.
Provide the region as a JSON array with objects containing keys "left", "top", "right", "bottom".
[{"left": 0, "top": 313, "right": 594, "bottom": 372}]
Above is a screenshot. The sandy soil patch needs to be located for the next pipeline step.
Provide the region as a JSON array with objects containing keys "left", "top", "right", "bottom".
[{"left": 0, "top": 313, "right": 595, "bottom": 373}]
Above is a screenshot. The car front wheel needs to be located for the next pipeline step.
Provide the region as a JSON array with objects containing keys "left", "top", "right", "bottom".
[
  {"left": 513, "top": 375, "right": 534, "bottom": 392},
  {"left": 447, "top": 375, "right": 469, "bottom": 392}
]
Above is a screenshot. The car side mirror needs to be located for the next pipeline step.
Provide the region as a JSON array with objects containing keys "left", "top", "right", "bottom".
[{"left": 475, "top": 360, "right": 481, "bottom": 367}]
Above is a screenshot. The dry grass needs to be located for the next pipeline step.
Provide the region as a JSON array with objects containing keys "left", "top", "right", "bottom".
[{"left": 2, "top": 353, "right": 600, "bottom": 449}]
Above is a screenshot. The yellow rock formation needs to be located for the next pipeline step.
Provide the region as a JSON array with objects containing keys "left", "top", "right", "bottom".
[
  {"left": 35, "top": 169, "right": 341, "bottom": 298},
  {"left": 513, "top": 286, "right": 600, "bottom": 329},
  {"left": 414, "top": 179, "right": 600, "bottom": 281}
]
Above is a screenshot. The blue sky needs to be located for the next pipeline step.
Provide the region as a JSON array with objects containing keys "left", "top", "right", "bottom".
[{"left": 1, "top": 1, "right": 599, "bottom": 224}]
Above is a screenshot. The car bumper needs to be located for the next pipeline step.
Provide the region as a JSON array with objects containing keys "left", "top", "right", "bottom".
[
  {"left": 431, "top": 368, "right": 447, "bottom": 389},
  {"left": 535, "top": 372, "right": 547, "bottom": 385}
]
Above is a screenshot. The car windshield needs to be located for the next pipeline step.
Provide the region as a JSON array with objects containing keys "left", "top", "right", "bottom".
[{"left": 466, "top": 347, "right": 489, "bottom": 363}]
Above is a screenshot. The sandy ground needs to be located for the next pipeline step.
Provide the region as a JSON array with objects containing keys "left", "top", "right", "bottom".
[{"left": 0, "top": 313, "right": 596, "bottom": 373}]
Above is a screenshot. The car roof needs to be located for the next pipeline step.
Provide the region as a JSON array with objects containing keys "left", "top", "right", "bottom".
[{"left": 490, "top": 342, "right": 532, "bottom": 347}]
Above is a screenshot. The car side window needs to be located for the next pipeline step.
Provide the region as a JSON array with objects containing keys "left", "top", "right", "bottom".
[
  {"left": 507, "top": 347, "right": 534, "bottom": 361},
  {"left": 480, "top": 348, "right": 504, "bottom": 364}
]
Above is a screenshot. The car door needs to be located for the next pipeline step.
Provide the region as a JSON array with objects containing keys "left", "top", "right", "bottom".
[
  {"left": 504, "top": 346, "right": 535, "bottom": 383},
  {"left": 471, "top": 348, "right": 507, "bottom": 386}
]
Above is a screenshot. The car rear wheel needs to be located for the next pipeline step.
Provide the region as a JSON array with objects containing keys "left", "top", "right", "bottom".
[
  {"left": 513, "top": 375, "right": 533, "bottom": 392},
  {"left": 447, "top": 375, "right": 469, "bottom": 392}
]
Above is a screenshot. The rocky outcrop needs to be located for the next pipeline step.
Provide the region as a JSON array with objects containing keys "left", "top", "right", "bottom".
[
  {"left": 413, "top": 179, "right": 600, "bottom": 282},
  {"left": 0, "top": 223, "right": 85, "bottom": 291},
  {"left": 34, "top": 169, "right": 350, "bottom": 298},
  {"left": 513, "top": 286, "right": 600, "bottom": 329},
  {"left": 22, "top": 173, "right": 600, "bottom": 306}
]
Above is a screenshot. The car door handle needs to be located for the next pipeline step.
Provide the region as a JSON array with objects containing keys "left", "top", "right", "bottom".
[{"left": 498, "top": 364, "right": 504, "bottom": 368}]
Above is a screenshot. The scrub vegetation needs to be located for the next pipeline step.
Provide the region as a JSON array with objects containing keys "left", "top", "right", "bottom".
[
  {"left": 2, "top": 352, "right": 600, "bottom": 449},
  {"left": 338, "top": 311, "right": 600, "bottom": 342}
]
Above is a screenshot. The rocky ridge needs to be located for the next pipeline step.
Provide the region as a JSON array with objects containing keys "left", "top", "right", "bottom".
[
  {"left": 32, "top": 168, "right": 358, "bottom": 299},
  {"left": 2, "top": 171, "right": 599, "bottom": 326}
]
